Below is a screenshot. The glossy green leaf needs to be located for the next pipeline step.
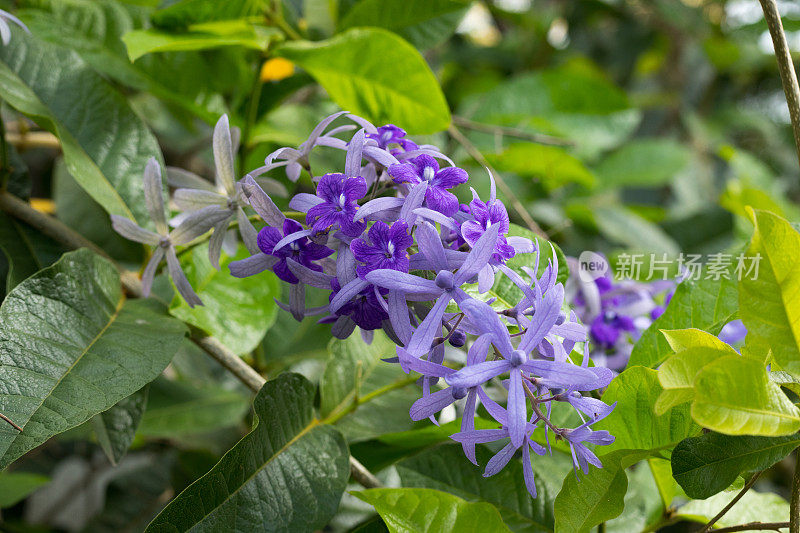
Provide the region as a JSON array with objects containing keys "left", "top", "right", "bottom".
[
  {"left": 145, "top": 373, "right": 350, "bottom": 532},
  {"left": 137, "top": 377, "right": 250, "bottom": 438},
  {"left": 676, "top": 490, "right": 789, "bottom": 528},
  {"left": 0, "top": 212, "right": 64, "bottom": 292},
  {"left": 92, "top": 386, "right": 149, "bottom": 465},
  {"left": 594, "top": 139, "right": 691, "bottom": 189},
  {"left": 553, "top": 450, "right": 651, "bottom": 533},
  {"left": 0, "top": 249, "right": 187, "bottom": 469},
  {"left": 629, "top": 273, "right": 738, "bottom": 368},
  {"left": 692, "top": 355, "right": 800, "bottom": 436},
  {"left": 739, "top": 209, "right": 800, "bottom": 377},
  {"left": 397, "top": 444, "right": 571, "bottom": 532},
  {"left": 123, "top": 20, "right": 280, "bottom": 61},
  {"left": 150, "top": 0, "right": 269, "bottom": 28},
  {"left": 169, "top": 243, "right": 280, "bottom": 356},
  {"left": 671, "top": 432, "right": 800, "bottom": 498},
  {"left": 353, "top": 488, "right": 512, "bottom": 533},
  {"left": 0, "top": 26, "right": 163, "bottom": 226},
  {"left": 0, "top": 471, "right": 50, "bottom": 508},
  {"left": 488, "top": 143, "right": 596, "bottom": 190},
  {"left": 339, "top": 0, "right": 468, "bottom": 49},
  {"left": 596, "top": 366, "right": 698, "bottom": 453},
  {"left": 277, "top": 28, "right": 451, "bottom": 134}
]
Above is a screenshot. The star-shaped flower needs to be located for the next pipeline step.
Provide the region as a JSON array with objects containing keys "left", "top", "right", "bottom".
[{"left": 388, "top": 155, "right": 468, "bottom": 216}]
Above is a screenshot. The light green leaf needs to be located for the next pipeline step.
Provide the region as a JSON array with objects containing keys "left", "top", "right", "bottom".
[
  {"left": 592, "top": 206, "right": 680, "bottom": 255},
  {"left": 169, "top": 243, "right": 280, "bottom": 356},
  {"left": 553, "top": 450, "right": 651, "bottom": 533},
  {"left": 92, "top": 386, "right": 149, "bottom": 466},
  {"left": 739, "top": 209, "right": 800, "bottom": 377},
  {"left": 353, "top": 488, "right": 512, "bottom": 533},
  {"left": 277, "top": 28, "right": 451, "bottom": 134},
  {"left": 630, "top": 273, "right": 738, "bottom": 368},
  {"left": 594, "top": 139, "right": 691, "bottom": 189},
  {"left": 596, "top": 366, "right": 699, "bottom": 453},
  {"left": 137, "top": 377, "right": 250, "bottom": 438},
  {"left": 692, "top": 355, "right": 800, "bottom": 436},
  {"left": 123, "top": 19, "right": 280, "bottom": 61},
  {"left": 397, "top": 444, "right": 571, "bottom": 532},
  {"left": 145, "top": 373, "right": 350, "bottom": 533},
  {"left": 671, "top": 432, "right": 800, "bottom": 499},
  {"left": 488, "top": 143, "right": 596, "bottom": 190},
  {"left": 0, "top": 471, "right": 50, "bottom": 508},
  {"left": 0, "top": 249, "right": 188, "bottom": 469},
  {"left": 340, "top": 0, "right": 468, "bottom": 49},
  {"left": 648, "top": 458, "right": 679, "bottom": 509},
  {"left": 0, "top": 26, "right": 163, "bottom": 226},
  {"left": 676, "top": 490, "right": 789, "bottom": 528}
]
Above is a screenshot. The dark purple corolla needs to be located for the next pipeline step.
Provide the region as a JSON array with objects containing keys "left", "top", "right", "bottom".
[
  {"left": 389, "top": 155, "right": 468, "bottom": 216},
  {"left": 306, "top": 173, "right": 368, "bottom": 237},
  {"left": 351, "top": 220, "right": 413, "bottom": 278},
  {"left": 256, "top": 219, "right": 334, "bottom": 284},
  {"left": 461, "top": 193, "right": 516, "bottom": 263}
]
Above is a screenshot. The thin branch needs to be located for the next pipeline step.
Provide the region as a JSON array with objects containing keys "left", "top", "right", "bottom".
[
  {"left": 349, "top": 456, "right": 381, "bottom": 489},
  {"left": 0, "top": 190, "right": 382, "bottom": 489},
  {"left": 6, "top": 131, "right": 61, "bottom": 150},
  {"left": 758, "top": 0, "right": 800, "bottom": 171},
  {"left": 452, "top": 116, "right": 571, "bottom": 147},
  {"left": 792, "top": 448, "right": 800, "bottom": 533},
  {"left": 700, "top": 472, "right": 762, "bottom": 533},
  {"left": 712, "top": 522, "right": 789, "bottom": 533},
  {"left": 0, "top": 411, "right": 22, "bottom": 431},
  {"left": 447, "top": 124, "right": 548, "bottom": 239}
]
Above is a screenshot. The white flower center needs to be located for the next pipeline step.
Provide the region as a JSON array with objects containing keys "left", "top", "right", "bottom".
[
  {"left": 338, "top": 193, "right": 347, "bottom": 208},
  {"left": 423, "top": 166, "right": 435, "bottom": 182},
  {"left": 386, "top": 241, "right": 395, "bottom": 256},
  {"left": 381, "top": 131, "right": 392, "bottom": 143}
]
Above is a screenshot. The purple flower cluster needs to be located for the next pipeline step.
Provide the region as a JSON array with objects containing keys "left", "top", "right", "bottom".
[{"left": 115, "top": 112, "right": 617, "bottom": 497}]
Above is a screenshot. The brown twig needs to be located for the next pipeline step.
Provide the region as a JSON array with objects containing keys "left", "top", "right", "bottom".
[
  {"left": 700, "top": 472, "right": 762, "bottom": 533},
  {"left": 758, "top": 0, "right": 800, "bottom": 172},
  {"left": 712, "top": 522, "right": 789, "bottom": 533},
  {"left": 447, "top": 124, "right": 548, "bottom": 239},
  {"left": 0, "top": 411, "right": 22, "bottom": 431},
  {"left": 452, "top": 116, "right": 571, "bottom": 147},
  {"left": 792, "top": 448, "right": 800, "bottom": 533}
]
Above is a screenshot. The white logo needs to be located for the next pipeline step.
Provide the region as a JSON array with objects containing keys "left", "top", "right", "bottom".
[{"left": 578, "top": 251, "right": 609, "bottom": 282}]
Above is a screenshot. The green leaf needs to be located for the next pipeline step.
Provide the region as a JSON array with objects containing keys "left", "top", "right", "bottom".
[
  {"left": 145, "top": 373, "right": 350, "bottom": 532},
  {"left": 123, "top": 19, "right": 280, "bottom": 61},
  {"left": 339, "top": 0, "right": 468, "bottom": 49},
  {"left": 592, "top": 206, "right": 680, "bottom": 255},
  {"left": 0, "top": 26, "right": 163, "bottom": 226},
  {"left": 739, "top": 209, "right": 800, "bottom": 377},
  {"left": 0, "top": 212, "right": 64, "bottom": 292},
  {"left": 0, "top": 471, "right": 50, "bottom": 508},
  {"left": 92, "top": 387, "right": 149, "bottom": 466},
  {"left": 169, "top": 243, "right": 280, "bottom": 356},
  {"left": 692, "top": 355, "right": 800, "bottom": 436},
  {"left": 277, "top": 28, "right": 451, "bottom": 134},
  {"left": 630, "top": 273, "right": 738, "bottom": 368},
  {"left": 151, "top": 0, "right": 269, "bottom": 28},
  {"left": 675, "top": 490, "right": 789, "bottom": 528},
  {"left": 648, "top": 458, "right": 679, "bottom": 508},
  {"left": 553, "top": 450, "right": 651, "bottom": 533},
  {"left": 596, "top": 366, "right": 698, "bottom": 453},
  {"left": 0, "top": 249, "right": 188, "bottom": 469},
  {"left": 671, "top": 432, "right": 800, "bottom": 499},
  {"left": 352, "top": 488, "right": 512, "bottom": 533},
  {"left": 397, "top": 444, "right": 571, "bottom": 532},
  {"left": 137, "top": 377, "right": 250, "bottom": 438},
  {"left": 594, "top": 139, "right": 691, "bottom": 189},
  {"left": 488, "top": 143, "right": 596, "bottom": 190},
  {"left": 655, "top": 329, "right": 739, "bottom": 414}
]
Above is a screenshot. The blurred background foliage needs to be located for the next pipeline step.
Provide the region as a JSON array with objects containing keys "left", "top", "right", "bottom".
[{"left": 1, "top": 0, "right": 800, "bottom": 531}]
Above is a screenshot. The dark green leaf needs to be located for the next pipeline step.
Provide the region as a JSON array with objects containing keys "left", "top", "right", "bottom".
[
  {"left": 671, "top": 432, "right": 800, "bottom": 499},
  {"left": 352, "top": 488, "right": 512, "bottom": 533},
  {"left": 145, "top": 373, "right": 350, "bottom": 533},
  {"left": 0, "top": 471, "right": 50, "bottom": 508},
  {"left": 0, "top": 211, "right": 64, "bottom": 292},
  {"left": 594, "top": 139, "right": 691, "bottom": 189},
  {"left": 0, "top": 249, "right": 187, "bottom": 469},
  {"left": 92, "top": 386, "right": 149, "bottom": 465},
  {"left": 151, "top": 0, "right": 269, "bottom": 28}
]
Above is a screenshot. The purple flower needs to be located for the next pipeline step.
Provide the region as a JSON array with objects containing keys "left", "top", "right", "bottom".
[
  {"left": 351, "top": 221, "right": 413, "bottom": 278},
  {"left": 719, "top": 319, "right": 747, "bottom": 345},
  {"left": 306, "top": 173, "right": 368, "bottom": 237},
  {"left": 461, "top": 193, "right": 515, "bottom": 263},
  {"left": 0, "top": 9, "right": 29, "bottom": 46},
  {"left": 388, "top": 155, "right": 468, "bottom": 216},
  {"left": 367, "top": 124, "right": 417, "bottom": 151},
  {"left": 563, "top": 416, "right": 615, "bottom": 475},
  {"left": 589, "top": 311, "right": 636, "bottom": 350},
  {"left": 255, "top": 219, "right": 334, "bottom": 284},
  {"left": 328, "top": 279, "right": 389, "bottom": 334}
]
